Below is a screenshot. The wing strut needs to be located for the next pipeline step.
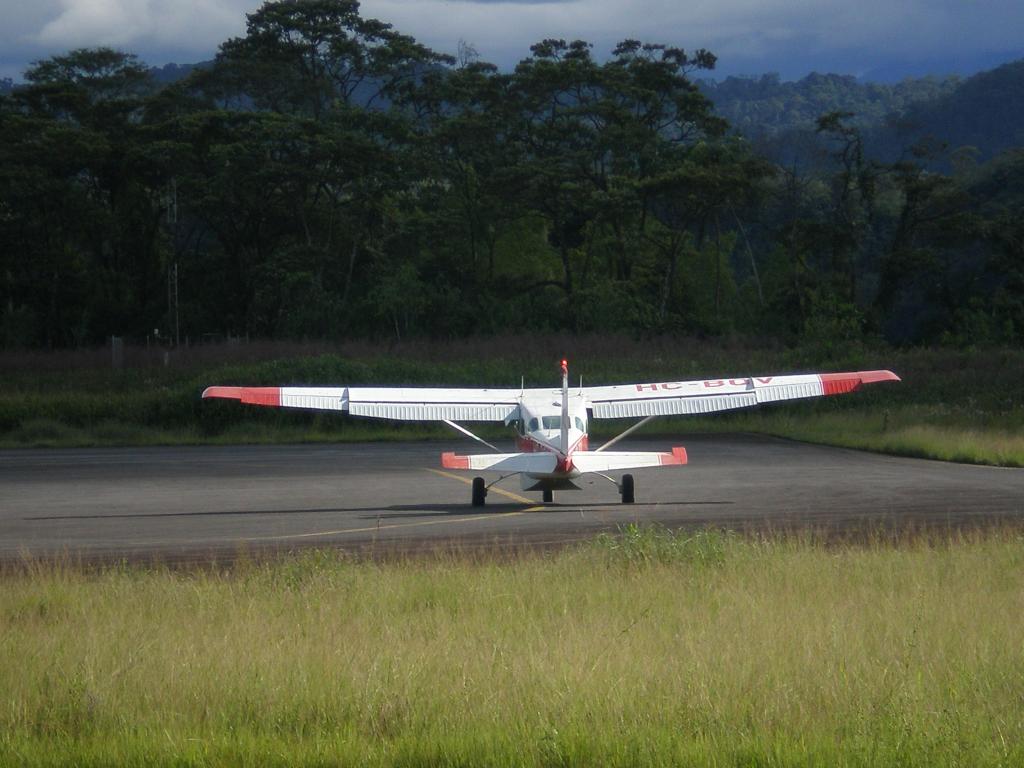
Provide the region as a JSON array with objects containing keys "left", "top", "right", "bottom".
[
  {"left": 443, "top": 419, "right": 501, "bottom": 452},
  {"left": 595, "top": 415, "right": 656, "bottom": 453}
]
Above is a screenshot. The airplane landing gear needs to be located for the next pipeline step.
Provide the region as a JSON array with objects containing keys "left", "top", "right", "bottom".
[
  {"left": 542, "top": 489, "right": 554, "bottom": 503},
  {"left": 620, "top": 473, "right": 635, "bottom": 504},
  {"left": 472, "top": 477, "right": 487, "bottom": 507}
]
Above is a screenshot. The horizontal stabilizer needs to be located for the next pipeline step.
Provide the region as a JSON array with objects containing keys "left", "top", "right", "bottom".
[
  {"left": 572, "top": 447, "right": 687, "bottom": 472},
  {"left": 441, "top": 452, "right": 558, "bottom": 473}
]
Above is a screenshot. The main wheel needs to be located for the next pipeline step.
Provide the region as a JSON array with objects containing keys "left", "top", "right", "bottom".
[
  {"left": 472, "top": 476, "right": 487, "bottom": 507},
  {"left": 542, "top": 488, "right": 554, "bottom": 503},
  {"left": 620, "top": 473, "right": 635, "bottom": 504}
]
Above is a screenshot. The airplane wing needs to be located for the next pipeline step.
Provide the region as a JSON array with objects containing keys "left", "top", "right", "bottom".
[
  {"left": 201, "top": 386, "right": 521, "bottom": 422},
  {"left": 582, "top": 370, "right": 900, "bottom": 419}
]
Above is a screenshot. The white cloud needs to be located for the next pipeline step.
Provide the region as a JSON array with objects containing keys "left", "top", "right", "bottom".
[
  {"left": 0, "top": 0, "right": 1020, "bottom": 80},
  {"left": 361, "top": 0, "right": 1024, "bottom": 68},
  {"left": 33, "top": 0, "right": 251, "bottom": 52}
]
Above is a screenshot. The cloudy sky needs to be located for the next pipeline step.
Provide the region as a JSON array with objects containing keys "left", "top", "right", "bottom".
[{"left": 2, "top": 0, "right": 1022, "bottom": 82}]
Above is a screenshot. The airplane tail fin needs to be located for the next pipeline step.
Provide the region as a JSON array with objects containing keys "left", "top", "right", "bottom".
[{"left": 560, "top": 359, "right": 569, "bottom": 456}]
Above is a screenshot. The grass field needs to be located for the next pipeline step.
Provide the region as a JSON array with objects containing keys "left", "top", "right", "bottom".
[
  {"left": 2, "top": 336, "right": 1023, "bottom": 466},
  {"left": 2, "top": 527, "right": 1023, "bottom": 766}
]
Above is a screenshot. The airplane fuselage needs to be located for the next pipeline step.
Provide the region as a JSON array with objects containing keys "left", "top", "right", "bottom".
[{"left": 510, "top": 395, "right": 590, "bottom": 489}]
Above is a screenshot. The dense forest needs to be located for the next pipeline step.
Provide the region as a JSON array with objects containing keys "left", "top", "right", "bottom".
[
  {"left": 705, "top": 62, "right": 1024, "bottom": 171},
  {"left": 701, "top": 71, "right": 962, "bottom": 138},
  {"left": 1, "top": 0, "right": 1022, "bottom": 350}
]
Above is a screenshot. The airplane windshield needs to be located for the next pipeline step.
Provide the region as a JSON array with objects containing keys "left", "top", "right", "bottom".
[{"left": 542, "top": 416, "right": 561, "bottom": 430}]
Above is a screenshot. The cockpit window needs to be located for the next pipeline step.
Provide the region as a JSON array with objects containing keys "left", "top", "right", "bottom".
[
  {"left": 575, "top": 417, "right": 585, "bottom": 431},
  {"left": 528, "top": 418, "right": 539, "bottom": 431},
  {"left": 542, "top": 416, "right": 561, "bottom": 430}
]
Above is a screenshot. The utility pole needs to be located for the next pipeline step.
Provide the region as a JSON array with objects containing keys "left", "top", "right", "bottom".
[{"left": 171, "top": 261, "right": 180, "bottom": 347}]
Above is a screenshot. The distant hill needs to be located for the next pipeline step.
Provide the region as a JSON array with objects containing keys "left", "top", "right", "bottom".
[
  {"left": 699, "top": 72, "right": 960, "bottom": 137},
  {"left": 858, "top": 49, "right": 1024, "bottom": 84},
  {"left": 0, "top": 64, "right": 202, "bottom": 95},
  {"left": 880, "top": 60, "right": 1024, "bottom": 162},
  {"left": 148, "top": 61, "right": 210, "bottom": 84},
  {"left": 701, "top": 59, "right": 1024, "bottom": 166}
]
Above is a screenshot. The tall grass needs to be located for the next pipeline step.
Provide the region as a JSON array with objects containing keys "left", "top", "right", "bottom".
[
  {"left": 678, "top": 406, "right": 1024, "bottom": 466},
  {"left": 2, "top": 528, "right": 1023, "bottom": 766}
]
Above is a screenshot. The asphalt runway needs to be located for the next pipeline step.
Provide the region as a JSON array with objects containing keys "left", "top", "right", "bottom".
[{"left": 2, "top": 435, "right": 1023, "bottom": 562}]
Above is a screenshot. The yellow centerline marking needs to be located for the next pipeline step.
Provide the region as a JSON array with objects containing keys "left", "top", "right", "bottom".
[
  {"left": 245, "top": 511, "right": 520, "bottom": 541},
  {"left": 426, "top": 468, "right": 536, "bottom": 504},
  {"left": 243, "top": 469, "right": 543, "bottom": 542}
]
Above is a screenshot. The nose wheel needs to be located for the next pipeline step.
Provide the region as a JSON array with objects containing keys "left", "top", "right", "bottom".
[
  {"left": 472, "top": 476, "right": 487, "bottom": 506},
  {"left": 542, "top": 489, "right": 553, "bottom": 503}
]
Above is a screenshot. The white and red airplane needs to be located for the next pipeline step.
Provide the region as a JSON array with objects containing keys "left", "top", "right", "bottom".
[{"left": 203, "top": 362, "right": 898, "bottom": 506}]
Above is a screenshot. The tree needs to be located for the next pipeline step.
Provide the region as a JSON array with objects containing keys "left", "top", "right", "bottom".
[
  {"left": 212, "top": 0, "right": 450, "bottom": 118},
  {"left": 638, "top": 140, "right": 769, "bottom": 326},
  {"left": 0, "top": 49, "right": 165, "bottom": 346},
  {"left": 813, "top": 110, "right": 885, "bottom": 305},
  {"left": 501, "top": 39, "right": 725, "bottom": 329}
]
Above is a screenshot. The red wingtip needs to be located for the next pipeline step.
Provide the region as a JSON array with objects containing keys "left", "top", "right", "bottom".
[
  {"left": 820, "top": 370, "right": 901, "bottom": 396},
  {"left": 441, "top": 452, "right": 470, "bottom": 470},
  {"left": 202, "top": 386, "right": 243, "bottom": 400},
  {"left": 659, "top": 446, "right": 688, "bottom": 465},
  {"left": 862, "top": 370, "right": 901, "bottom": 383},
  {"left": 202, "top": 386, "right": 281, "bottom": 406}
]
